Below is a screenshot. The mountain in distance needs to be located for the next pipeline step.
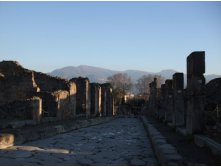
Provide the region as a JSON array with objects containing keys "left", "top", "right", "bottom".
[
  {"left": 48, "top": 65, "right": 221, "bottom": 84},
  {"left": 49, "top": 65, "right": 118, "bottom": 83}
]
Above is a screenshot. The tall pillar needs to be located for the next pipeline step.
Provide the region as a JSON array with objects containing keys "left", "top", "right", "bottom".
[
  {"left": 165, "top": 79, "right": 173, "bottom": 123},
  {"left": 172, "top": 73, "right": 185, "bottom": 126},
  {"left": 90, "top": 83, "right": 101, "bottom": 117},
  {"left": 149, "top": 78, "right": 158, "bottom": 116},
  {"left": 70, "top": 77, "right": 90, "bottom": 118},
  {"left": 159, "top": 84, "right": 166, "bottom": 120},
  {"left": 31, "top": 96, "right": 42, "bottom": 124},
  {"left": 186, "top": 51, "right": 205, "bottom": 134}
]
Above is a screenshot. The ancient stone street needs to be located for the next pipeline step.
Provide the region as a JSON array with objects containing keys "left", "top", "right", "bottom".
[{"left": 0, "top": 117, "right": 158, "bottom": 165}]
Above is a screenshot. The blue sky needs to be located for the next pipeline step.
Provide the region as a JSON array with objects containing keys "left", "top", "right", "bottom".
[{"left": 0, "top": 2, "right": 221, "bottom": 75}]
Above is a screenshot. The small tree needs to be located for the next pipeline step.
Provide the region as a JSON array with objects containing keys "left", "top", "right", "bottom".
[
  {"left": 135, "top": 74, "right": 164, "bottom": 97},
  {"left": 107, "top": 73, "right": 133, "bottom": 104}
]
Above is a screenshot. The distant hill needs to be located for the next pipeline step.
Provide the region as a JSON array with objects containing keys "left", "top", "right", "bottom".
[
  {"left": 49, "top": 65, "right": 118, "bottom": 83},
  {"left": 48, "top": 65, "right": 221, "bottom": 84}
]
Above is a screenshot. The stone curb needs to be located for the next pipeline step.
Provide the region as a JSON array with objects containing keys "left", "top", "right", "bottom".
[
  {"left": 0, "top": 117, "right": 115, "bottom": 149},
  {"left": 140, "top": 116, "right": 185, "bottom": 166},
  {"left": 194, "top": 134, "right": 221, "bottom": 157}
]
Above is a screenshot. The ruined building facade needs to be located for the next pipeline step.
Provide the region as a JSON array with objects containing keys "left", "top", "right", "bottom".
[
  {"left": 147, "top": 51, "right": 221, "bottom": 135},
  {"left": 0, "top": 61, "right": 114, "bottom": 127}
]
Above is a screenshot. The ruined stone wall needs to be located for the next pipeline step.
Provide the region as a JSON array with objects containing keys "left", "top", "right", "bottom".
[
  {"left": 205, "top": 78, "right": 221, "bottom": 125},
  {"left": 205, "top": 78, "right": 221, "bottom": 105},
  {"left": 0, "top": 97, "right": 42, "bottom": 121},
  {"left": 70, "top": 77, "right": 90, "bottom": 117},
  {"left": 69, "top": 82, "right": 77, "bottom": 118},
  {"left": 33, "top": 72, "right": 69, "bottom": 92},
  {"left": 0, "top": 61, "right": 39, "bottom": 105},
  {"left": 53, "top": 90, "right": 70, "bottom": 120},
  {"left": 148, "top": 78, "right": 158, "bottom": 116},
  {"left": 164, "top": 79, "right": 173, "bottom": 123},
  {"left": 90, "top": 83, "right": 101, "bottom": 117},
  {"left": 35, "top": 92, "right": 57, "bottom": 117},
  {"left": 36, "top": 90, "right": 74, "bottom": 120},
  {"left": 158, "top": 84, "right": 166, "bottom": 120},
  {"left": 101, "top": 84, "right": 107, "bottom": 117},
  {"left": 172, "top": 73, "right": 185, "bottom": 126},
  {"left": 104, "top": 83, "right": 114, "bottom": 116},
  {"left": 186, "top": 51, "right": 205, "bottom": 134}
]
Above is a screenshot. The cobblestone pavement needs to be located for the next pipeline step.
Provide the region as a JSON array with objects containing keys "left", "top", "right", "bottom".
[{"left": 0, "top": 117, "right": 158, "bottom": 165}]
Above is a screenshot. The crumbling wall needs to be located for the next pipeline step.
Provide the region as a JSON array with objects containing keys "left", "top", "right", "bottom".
[
  {"left": 148, "top": 78, "right": 158, "bottom": 116},
  {"left": 186, "top": 51, "right": 205, "bottom": 134},
  {"left": 205, "top": 78, "right": 221, "bottom": 105},
  {"left": 90, "top": 83, "right": 101, "bottom": 117},
  {"left": 0, "top": 97, "right": 42, "bottom": 122},
  {"left": 0, "top": 61, "right": 39, "bottom": 105},
  {"left": 172, "top": 73, "right": 185, "bottom": 126},
  {"left": 70, "top": 77, "right": 90, "bottom": 118},
  {"left": 69, "top": 82, "right": 77, "bottom": 118},
  {"left": 33, "top": 71, "right": 69, "bottom": 92},
  {"left": 205, "top": 78, "right": 221, "bottom": 125}
]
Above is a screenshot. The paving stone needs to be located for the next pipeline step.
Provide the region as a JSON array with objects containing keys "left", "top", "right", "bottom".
[
  {"left": 3, "top": 150, "right": 33, "bottom": 158},
  {"left": 0, "top": 118, "right": 158, "bottom": 165},
  {"left": 77, "top": 158, "right": 94, "bottom": 165},
  {"left": 130, "top": 158, "right": 146, "bottom": 165}
]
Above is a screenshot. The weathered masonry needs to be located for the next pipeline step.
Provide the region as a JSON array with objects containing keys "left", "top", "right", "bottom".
[
  {"left": 0, "top": 61, "right": 115, "bottom": 129},
  {"left": 70, "top": 77, "right": 91, "bottom": 118},
  {"left": 147, "top": 51, "right": 221, "bottom": 136}
]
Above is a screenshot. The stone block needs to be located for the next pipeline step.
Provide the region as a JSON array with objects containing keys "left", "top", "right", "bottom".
[
  {"left": 186, "top": 96, "right": 205, "bottom": 134},
  {"left": 172, "top": 73, "right": 184, "bottom": 91},
  {"left": 187, "top": 51, "right": 205, "bottom": 75},
  {"left": 31, "top": 96, "right": 42, "bottom": 124},
  {"left": 70, "top": 77, "right": 90, "bottom": 118},
  {"left": 90, "top": 83, "right": 101, "bottom": 117},
  {"left": 0, "top": 133, "right": 14, "bottom": 149}
]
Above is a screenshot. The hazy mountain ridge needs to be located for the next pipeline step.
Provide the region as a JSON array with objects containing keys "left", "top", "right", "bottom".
[{"left": 48, "top": 65, "right": 221, "bottom": 84}]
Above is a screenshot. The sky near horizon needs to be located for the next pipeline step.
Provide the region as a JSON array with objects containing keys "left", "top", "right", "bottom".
[{"left": 0, "top": 1, "right": 221, "bottom": 75}]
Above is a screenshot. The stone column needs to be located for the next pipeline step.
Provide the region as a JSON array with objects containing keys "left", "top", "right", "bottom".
[
  {"left": 149, "top": 78, "right": 158, "bottom": 116},
  {"left": 69, "top": 82, "right": 77, "bottom": 118},
  {"left": 69, "top": 77, "right": 91, "bottom": 118},
  {"left": 105, "top": 84, "right": 113, "bottom": 116},
  {"left": 31, "top": 96, "right": 42, "bottom": 124},
  {"left": 186, "top": 51, "right": 205, "bottom": 134},
  {"left": 159, "top": 84, "right": 166, "bottom": 120},
  {"left": 90, "top": 83, "right": 101, "bottom": 117},
  {"left": 165, "top": 79, "right": 173, "bottom": 123},
  {"left": 101, "top": 84, "right": 107, "bottom": 117},
  {"left": 172, "top": 73, "right": 185, "bottom": 126}
]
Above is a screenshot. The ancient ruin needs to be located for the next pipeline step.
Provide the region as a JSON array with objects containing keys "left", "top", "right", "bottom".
[
  {"left": 146, "top": 51, "right": 219, "bottom": 134},
  {"left": 70, "top": 77, "right": 90, "bottom": 118},
  {"left": 0, "top": 61, "right": 114, "bottom": 130},
  {"left": 90, "top": 83, "right": 101, "bottom": 117},
  {"left": 172, "top": 73, "right": 185, "bottom": 126},
  {"left": 186, "top": 51, "right": 205, "bottom": 134}
]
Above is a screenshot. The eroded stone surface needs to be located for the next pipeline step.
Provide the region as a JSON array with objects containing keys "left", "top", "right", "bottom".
[{"left": 0, "top": 118, "right": 158, "bottom": 165}]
